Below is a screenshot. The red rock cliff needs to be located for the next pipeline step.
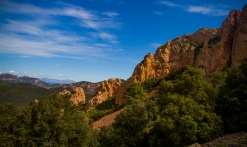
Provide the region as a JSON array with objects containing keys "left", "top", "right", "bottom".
[
  {"left": 115, "top": 5, "right": 247, "bottom": 104},
  {"left": 85, "top": 78, "right": 122, "bottom": 111}
]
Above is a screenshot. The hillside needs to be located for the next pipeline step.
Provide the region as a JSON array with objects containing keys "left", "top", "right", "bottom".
[
  {"left": 79, "top": 4, "right": 247, "bottom": 147},
  {"left": 115, "top": 5, "right": 247, "bottom": 104},
  {"left": 0, "top": 73, "right": 106, "bottom": 102},
  {"left": 0, "top": 81, "right": 56, "bottom": 107}
]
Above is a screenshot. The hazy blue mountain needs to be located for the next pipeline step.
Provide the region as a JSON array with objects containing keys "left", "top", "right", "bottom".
[{"left": 41, "top": 78, "right": 76, "bottom": 85}]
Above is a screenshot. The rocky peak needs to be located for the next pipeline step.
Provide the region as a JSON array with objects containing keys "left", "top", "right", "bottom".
[
  {"left": 217, "top": 10, "right": 241, "bottom": 37},
  {"left": 59, "top": 87, "right": 86, "bottom": 105},
  {"left": 59, "top": 90, "right": 71, "bottom": 95},
  {"left": 0, "top": 73, "right": 18, "bottom": 80},
  {"left": 70, "top": 87, "right": 86, "bottom": 105},
  {"left": 115, "top": 5, "right": 247, "bottom": 104},
  {"left": 84, "top": 78, "right": 122, "bottom": 111},
  {"left": 187, "top": 28, "right": 218, "bottom": 43}
]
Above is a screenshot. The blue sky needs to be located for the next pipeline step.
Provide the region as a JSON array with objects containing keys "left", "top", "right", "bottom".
[{"left": 0, "top": 0, "right": 246, "bottom": 82}]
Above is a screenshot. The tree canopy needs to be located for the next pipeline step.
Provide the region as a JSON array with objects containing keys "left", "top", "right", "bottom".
[{"left": 1, "top": 63, "right": 247, "bottom": 147}]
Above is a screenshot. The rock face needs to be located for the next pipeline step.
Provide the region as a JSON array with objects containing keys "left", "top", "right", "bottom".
[
  {"left": 115, "top": 5, "right": 247, "bottom": 104},
  {"left": 59, "top": 87, "right": 86, "bottom": 105},
  {"left": 85, "top": 78, "right": 122, "bottom": 111},
  {"left": 46, "top": 81, "right": 101, "bottom": 96},
  {"left": 70, "top": 87, "right": 86, "bottom": 105},
  {"left": 231, "top": 5, "right": 247, "bottom": 67}
]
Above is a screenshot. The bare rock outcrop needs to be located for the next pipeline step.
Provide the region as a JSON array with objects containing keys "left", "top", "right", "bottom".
[
  {"left": 232, "top": 5, "right": 247, "bottom": 67},
  {"left": 46, "top": 81, "right": 100, "bottom": 96},
  {"left": 85, "top": 78, "right": 122, "bottom": 111},
  {"left": 59, "top": 87, "right": 85, "bottom": 105},
  {"left": 195, "top": 10, "right": 241, "bottom": 73},
  {"left": 115, "top": 5, "right": 247, "bottom": 104}
]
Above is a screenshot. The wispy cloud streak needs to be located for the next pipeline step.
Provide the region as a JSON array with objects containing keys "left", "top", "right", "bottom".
[
  {"left": 0, "top": 0, "right": 122, "bottom": 59},
  {"left": 186, "top": 5, "right": 229, "bottom": 16},
  {"left": 160, "top": 1, "right": 181, "bottom": 7},
  {"left": 160, "top": 1, "right": 229, "bottom": 16}
]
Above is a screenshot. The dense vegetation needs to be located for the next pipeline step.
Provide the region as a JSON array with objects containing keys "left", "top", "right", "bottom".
[
  {"left": 0, "top": 95, "right": 97, "bottom": 147},
  {"left": 86, "top": 97, "right": 124, "bottom": 122},
  {"left": 216, "top": 62, "right": 247, "bottom": 133},
  {"left": 0, "top": 81, "right": 56, "bottom": 107},
  {"left": 0, "top": 63, "right": 247, "bottom": 146}
]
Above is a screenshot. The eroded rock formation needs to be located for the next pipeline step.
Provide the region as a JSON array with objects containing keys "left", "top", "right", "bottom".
[
  {"left": 59, "top": 87, "right": 86, "bottom": 105},
  {"left": 85, "top": 78, "right": 122, "bottom": 111},
  {"left": 115, "top": 5, "right": 247, "bottom": 104},
  {"left": 231, "top": 5, "right": 247, "bottom": 67}
]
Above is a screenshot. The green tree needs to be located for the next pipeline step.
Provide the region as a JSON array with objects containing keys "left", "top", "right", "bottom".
[
  {"left": 152, "top": 94, "right": 222, "bottom": 147},
  {"left": 142, "top": 78, "right": 162, "bottom": 93},
  {"left": 97, "top": 126, "right": 115, "bottom": 147},
  {"left": 173, "top": 67, "right": 217, "bottom": 105},
  {"left": 124, "top": 83, "right": 148, "bottom": 104},
  {"left": 150, "top": 67, "right": 222, "bottom": 146},
  {"left": 112, "top": 103, "right": 149, "bottom": 147},
  {"left": 7, "top": 94, "right": 93, "bottom": 147},
  {"left": 217, "top": 62, "right": 247, "bottom": 133},
  {"left": 0, "top": 103, "right": 20, "bottom": 147}
]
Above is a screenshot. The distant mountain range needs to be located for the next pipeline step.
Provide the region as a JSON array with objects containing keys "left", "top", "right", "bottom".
[
  {"left": 41, "top": 78, "right": 75, "bottom": 85},
  {"left": 0, "top": 73, "right": 50, "bottom": 87},
  {"left": 0, "top": 74, "right": 100, "bottom": 96},
  {"left": 0, "top": 73, "right": 125, "bottom": 102},
  {"left": 0, "top": 73, "right": 76, "bottom": 86}
]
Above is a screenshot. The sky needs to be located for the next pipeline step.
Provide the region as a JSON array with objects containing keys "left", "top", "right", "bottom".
[{"left": 0, "top": 0, "right": 246, "bottom": 82}]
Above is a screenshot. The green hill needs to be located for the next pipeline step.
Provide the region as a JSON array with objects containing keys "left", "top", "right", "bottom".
[{"left": 0, "top": 81, "right": 56, "bottom": 107}]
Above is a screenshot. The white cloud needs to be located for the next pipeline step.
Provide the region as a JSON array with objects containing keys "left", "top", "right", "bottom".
[
  {"left": 187, "top": 6, "right": 212, "bottom": 14},
  {"left": 123, "top": 58, "right": 141, "bottom": 63},
  {"left": 186, "top": 5, "right": 229, "bottom": 16},
  {"left": 58, "top": 74, "right": 63, "bottom": 77},
  {"left": 0, "top": 0, "right": 122, "bottom": 59},
  {"left": 20, "top": 55, "right": 31, "bottom": 58},
  {"left": 151, "top": 43, "right": 161, "bottom": 48},
  {"left": 20, "top": 72, "right": 56, "bottom": 79},
  {"left": 98, "top": 32, "right": 119, "bottom": 43},
  {"left": 160, "top": 1, "right": 181, "bottom": 7},
  {"left": 8, "top": 70, "right": 18, "bottom": 75},
  {"left": 102, "top": 12, "right": 119, "bottom": 17},
  {"left": 159, "top": 1, "right": 229, "bottom": 16},
  {"left": 153, "top": 11, "right": 163, "bottom": 15}
]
